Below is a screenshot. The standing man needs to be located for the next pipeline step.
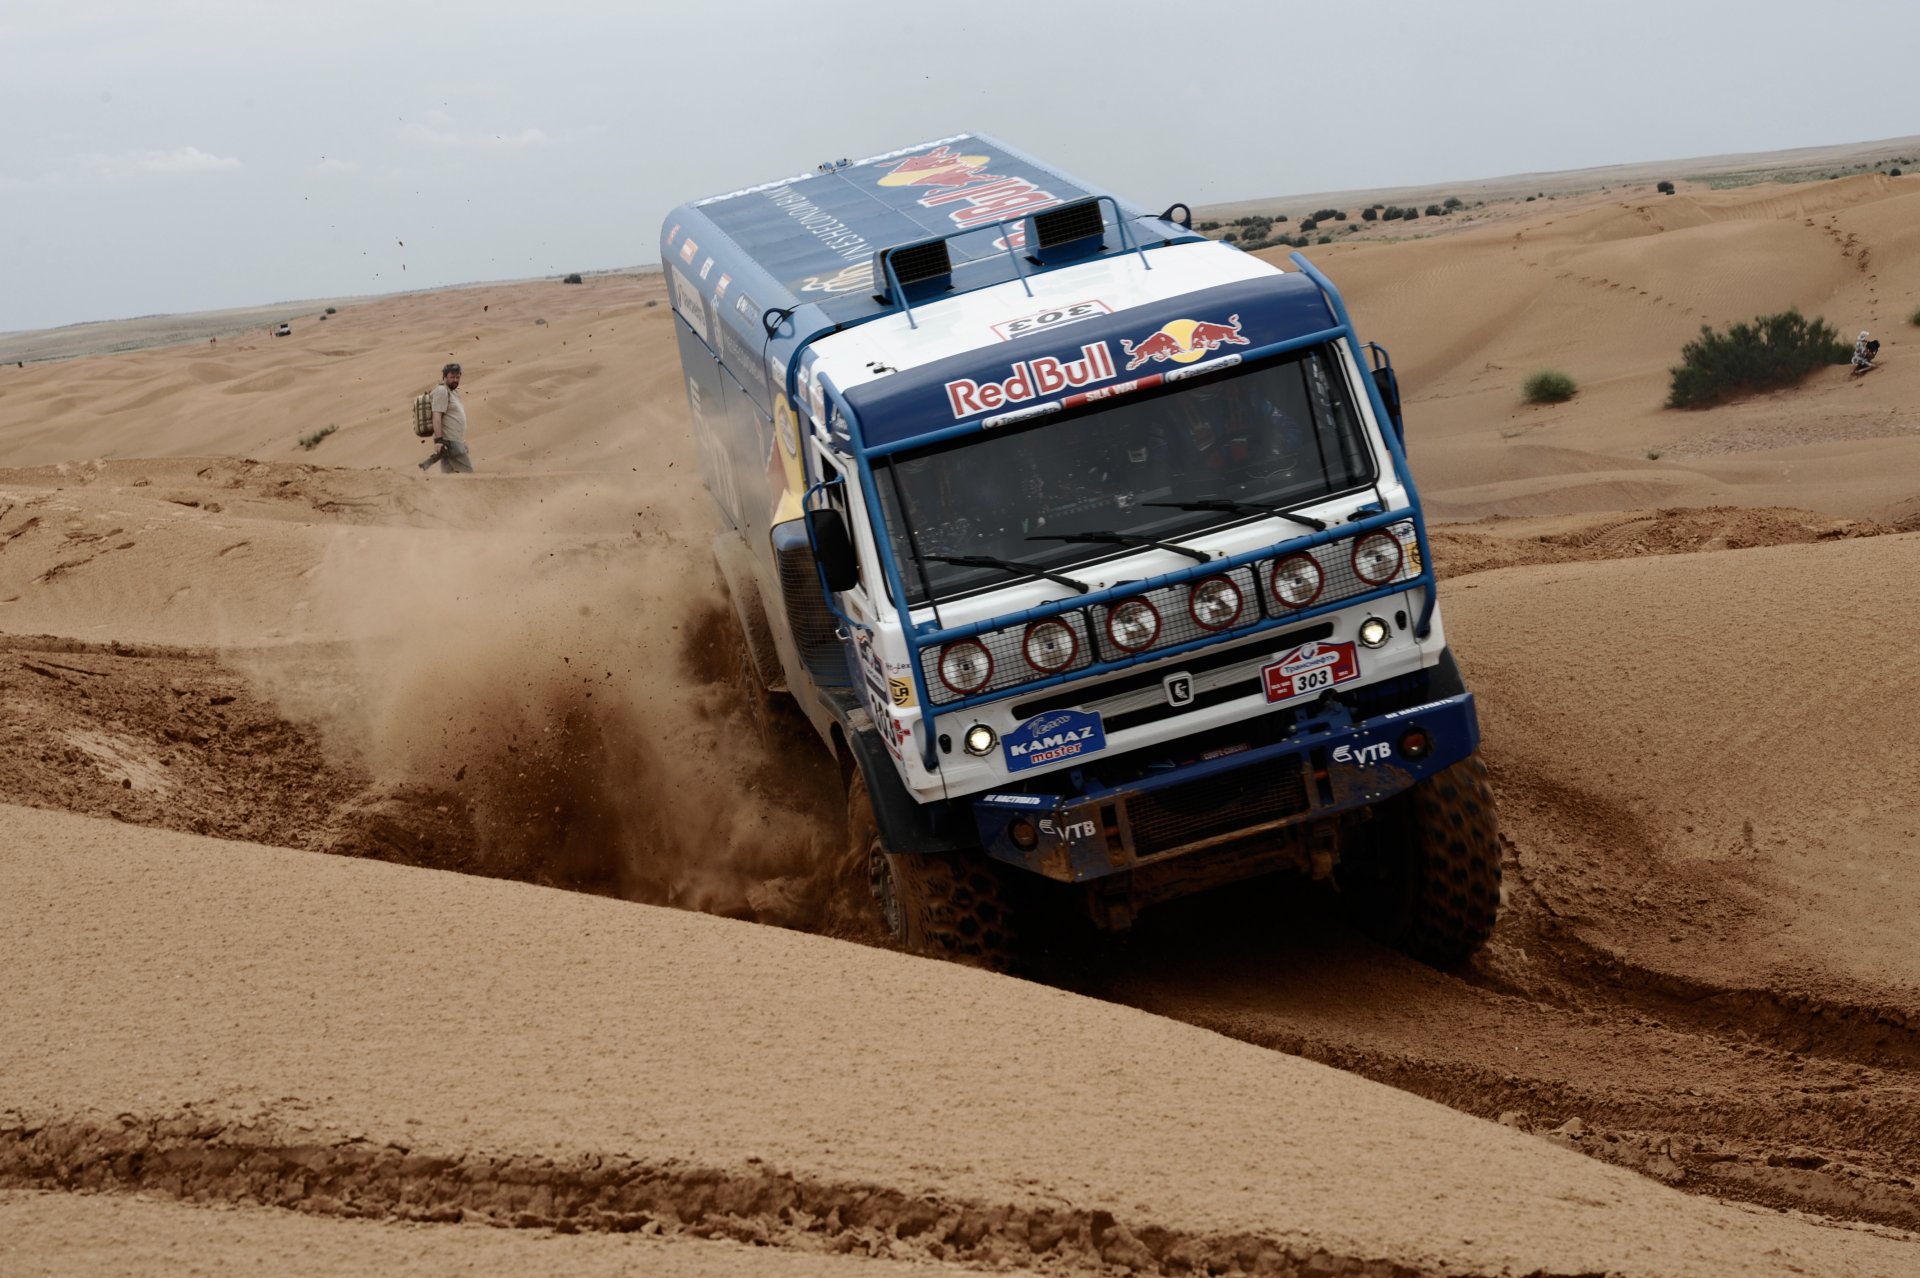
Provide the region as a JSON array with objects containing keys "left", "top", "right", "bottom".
[{"left": 420, "top": 362, "right": 475, "bottom": 473}]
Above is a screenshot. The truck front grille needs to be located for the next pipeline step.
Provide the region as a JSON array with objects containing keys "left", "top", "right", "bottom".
[{"left": 1126, "top": 759, "right": 1309, "bottom": 858}]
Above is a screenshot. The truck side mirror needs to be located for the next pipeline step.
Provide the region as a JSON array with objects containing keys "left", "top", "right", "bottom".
[
  {"left": 1371, "top": 366, "right": 1404, "bottom": 442},
  {"left": 808, "top": 508, "right": 860, "bottom": 593}
]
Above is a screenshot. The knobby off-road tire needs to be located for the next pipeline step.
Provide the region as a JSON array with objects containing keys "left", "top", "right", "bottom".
[
  {"left": 847, "top": 770, "right": 1018, "bottom": 971},
  {"left": 1349, "top": 754, "right": 1502, "bottom": 967}
]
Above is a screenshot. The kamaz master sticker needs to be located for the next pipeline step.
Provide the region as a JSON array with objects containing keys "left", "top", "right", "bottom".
[{"left": 1004, "top": 709, "right": 1105, "bottom": 773}]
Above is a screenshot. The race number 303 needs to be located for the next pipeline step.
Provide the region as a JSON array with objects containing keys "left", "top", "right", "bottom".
[{"left": 1261, "top": 640, "right": 1360, "bottom": 704}]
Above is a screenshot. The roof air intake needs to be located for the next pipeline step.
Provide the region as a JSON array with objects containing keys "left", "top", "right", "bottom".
[
  {"left": 872, "top": 240, "right": 952, "bottom": 304},
  {"left": 1025, "top": 199, "right": 1107, "bottom": 264}
]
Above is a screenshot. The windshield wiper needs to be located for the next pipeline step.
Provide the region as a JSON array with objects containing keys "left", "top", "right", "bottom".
[
  {"left": 1144, "top": 498, "right": 1327, "bottom": 532},
  {"left": 1027, "top": 530, "right": 1212, "bottom": 564},
  {"left": 922, "top": 554, "right": 1091, "bottom": 595}
]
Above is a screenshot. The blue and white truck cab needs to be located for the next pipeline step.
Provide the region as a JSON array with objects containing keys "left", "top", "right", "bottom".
[{"left": 664, "top": 135, "right": 1500, "bottom": 967}]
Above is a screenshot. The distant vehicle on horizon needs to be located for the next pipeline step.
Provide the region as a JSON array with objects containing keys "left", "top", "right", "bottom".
[{"left": 273, "top": 323, "right": 292, "bottom": 337}]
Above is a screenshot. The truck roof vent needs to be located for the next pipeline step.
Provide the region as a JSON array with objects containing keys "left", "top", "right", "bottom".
[
  {"left": 872, "top": 240, "right": 952, "bottom": 304},
  {"left": 1025, "top": 199, "right": 1107, "bottom": 264}
]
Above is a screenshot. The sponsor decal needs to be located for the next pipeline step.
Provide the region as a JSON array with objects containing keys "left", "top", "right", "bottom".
[
  {"left": 713, "top": 273, "right": 731, "bottom": 303},
  {"left": 665, "top": 223, "right": 681, "bottom": 247},
  {"left": 1120, "top": 314, "right": 1249, "bottom": 371},
  {"left": 679, "top": 237, "right": 699, "bottom": 265},
  {"left": 671, "top": 270, "right": 711, "bottom": 344},
  {"left": 888, "top": 676, "right": 914, "bottom": 708},
  {"left": 1003, "top": 709, "right": 1105, "bottom": 773},
  {"left": 1040, "top": 817, "right": 1097, "bottom": 841},
  {"left": 1262, "top": 640, "right": 1361, "bottom": 704},
  {"left": 1333, "top": 741, "right": 1394, "bottom": 766},
  {"left": 798, "top": 261, "right": 873, "bottom": 295},
  {"left": 991, "top": 300, "right": 1112, "bottom": 342},
  {"left": 985, "top": 793, "right": 1047, "bottom": 807},
  {"left": 1200, "top": 742, "right": 1251, "bottom": 762},
  {"left": 759, "top": 185, "right": 876, "bottom": 287},
  {"left": 1163, "top": 672, "right": 1195, "bottom": 707},
  {"left": 773, "top": 396, "right": 799, "bottom": 458},
  {"left": 945, "top": 343, "right": 1116, "bottom": 419},
  {"left": 877, "top": 144, "right": 1063, "bottom": 240},
  {"left": 698, "top": 257, "right": 714, "bottom": 281}
]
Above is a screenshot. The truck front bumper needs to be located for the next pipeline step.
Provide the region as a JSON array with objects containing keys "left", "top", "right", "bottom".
[{"left": 971, "top": 692, "right": 1478, "bottom": 883}]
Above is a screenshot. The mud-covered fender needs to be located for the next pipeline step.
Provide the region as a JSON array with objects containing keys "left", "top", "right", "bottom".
[{"left": 844, "top": 726, "right": 974, "bottom": 856}]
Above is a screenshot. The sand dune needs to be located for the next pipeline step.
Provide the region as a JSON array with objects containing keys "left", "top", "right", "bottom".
[{"left": 4, "top": 162, "right": 1920, "bottom": 1273}]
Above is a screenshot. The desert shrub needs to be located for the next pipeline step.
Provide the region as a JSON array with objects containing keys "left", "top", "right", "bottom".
[
  {"left": 1197, "top": 220, "right": 1219, "bottom": 231},
  {"left": 1343, "top": 224, "right": 1359, "bottom": 234},
  {"left": 562, "top": 272, "right": 583, "bottom": 284},
  {"left": 1524, "top": 195, "right": 1535, "bottom": 202},
  {"left": 1891, "top": 168, "right": 1903, "bottom": 177},
  {"left": 1317, "top": 234, "right": 1332, "bottom": 244},
  {"left": 324, "top": 306, "right": 337, "bottom": 314},
  {"left": 1361, "top": 206, "right": 1378, "bottom": 222},
  {"left": 1656, "top": 180, "right": 1675, "bottom": 194},
  {"left": 1522, "top": 370, "right": 1577, "bottom": 403},
  {"left": 1666, "top": 309, "right": 1850, "bottom": 409},
  {"left": 1312, "top": 207, "right": 1345, "bottom": 222},
  {"left": 1424, "top": 203, "right": 1444, "bottom": 216},
  {"left": 296, "top": 424, "right": 338, "bottom": 451},
  {"left": 1298, "top": 218, "right": 1317, "bottom": 232},
  {"left": 1382, "top": 206, "right": 1405, "bottom": 221},
  {"left": 1273, "top": 214, "right": 1289, "bottom": 224},
  {"left": 1910, "top": 305, "right": 1920, "bottom": 326},
  {"left": 1403, "top": 208, "right": 1420, "bottom": 221},
  {"left": 1443, "top": 196, "right": 1463, "bottom": 210}
]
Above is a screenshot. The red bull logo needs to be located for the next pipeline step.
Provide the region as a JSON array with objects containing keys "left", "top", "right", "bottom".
[
  {"left": 878, "top": 144, "right": 1062, "bottom": 239},
  {"left": 945, "top": 343, "right": 1118, "bottom": 419},
  {"left": 1120, "top": 314, "right": 1248, "bottom": 370}
]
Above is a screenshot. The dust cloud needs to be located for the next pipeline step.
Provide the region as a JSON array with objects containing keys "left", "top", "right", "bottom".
[{"left": 260, "top": 493, "right": 859, "bottom": 930}]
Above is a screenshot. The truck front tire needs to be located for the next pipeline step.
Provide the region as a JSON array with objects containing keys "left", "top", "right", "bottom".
[
  {"left": 848, "top": 769, "right": 1017, "bottom": 970},
  {"left": 1346, "top": 754, "right": 1502, "bottom": 966}
]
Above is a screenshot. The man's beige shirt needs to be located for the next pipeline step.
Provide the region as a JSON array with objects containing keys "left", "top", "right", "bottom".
[{"left": 429, "top": 384, "right": 467, "bottom": 443}]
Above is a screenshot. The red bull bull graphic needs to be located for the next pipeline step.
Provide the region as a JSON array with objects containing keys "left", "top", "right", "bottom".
[
  {"left": 1121, "top": 314, "right": 1248, "bottom": 370},
  {"left": 880, "top": 144, "right": 1063, "bottom": 242},
  {"left": 945, "top": 343, "right": 1118, "bottom": 419}
]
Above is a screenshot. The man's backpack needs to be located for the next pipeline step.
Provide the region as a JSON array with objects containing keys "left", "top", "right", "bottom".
[{"left": 411, "top": 388, "right": 435, "bottom": 437}]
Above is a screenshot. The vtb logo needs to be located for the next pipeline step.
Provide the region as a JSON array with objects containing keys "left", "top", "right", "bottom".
[{"left": 1120, "top": 315, "right": 1248, "bottom": 371}]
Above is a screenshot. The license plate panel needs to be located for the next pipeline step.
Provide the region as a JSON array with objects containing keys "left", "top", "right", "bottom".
[{"left": 1261, "top": 640, "right": 1361, "bottom": 703}]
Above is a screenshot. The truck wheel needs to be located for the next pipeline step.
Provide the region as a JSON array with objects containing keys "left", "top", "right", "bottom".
[
  {"left": 848, "top": 770, "right": 1017, "bottom": 971},
  {"left": 1346, "top": 754, "right": 1502, "bottom": 966}
]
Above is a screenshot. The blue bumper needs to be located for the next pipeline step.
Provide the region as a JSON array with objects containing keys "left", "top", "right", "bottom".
[{"left": 971, "top": 693, "right": 1479, "bottom": 882}]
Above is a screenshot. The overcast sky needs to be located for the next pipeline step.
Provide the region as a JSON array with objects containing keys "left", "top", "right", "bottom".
[{"left": 5, "top": 0, "right": 1916, "bottom": 332}]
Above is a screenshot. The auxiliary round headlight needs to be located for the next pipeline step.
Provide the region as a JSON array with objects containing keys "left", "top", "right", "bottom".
[
  {"left": 1357, "top": 616, "right": 1391, "bottom": 649},
  {"left": 1023, "top": 618, "right": 1078, "bottom": 673},
  {"left": 1188, "top": 575, "right": 1244, "bottom": 631},
  {"left": 1106, "top": 598, "right": 1161, "bottom": 653},
  {"left": 963, "top": 724, "right": 997, "bottom": 756},
  {"left": 1269, "top": 553, "right": 1324, "bottom": 609},
  {"left": 1351, "top": 531, "right": 1404, "bottom": 586},
  {"left": 938, "top": 639, "right": 993, "bottom": 696}
]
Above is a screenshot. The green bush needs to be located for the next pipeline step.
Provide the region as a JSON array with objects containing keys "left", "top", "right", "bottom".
[
  {"left": 1382, "top": 206, "right": 1405, "bottom": 221},
  {"left": 1522, "top": 369, "right": 1577, "bottom": 403},
  {"left": 1298, "top": 218, "right": 1318, "bottom": 232},
  {"left": 296, "top": 424, "right": 338, "bottom": 451},
  {"left": 1443, "top": 196, "right": 1463, "bottom": 210},
  {"left": 1656, "top": 180, "right": 1675, "bottom": 194},
  {"left": 1892, "top": 168, "right": 1904, "bottom": 177},
  {"left": 1316, "top": 234, "right": 1332, "bottom": 244},
  {"left": 562, "top": 272, "right": 583, "bottom": 284},
  {"left": 324, "top": 306, "right": 337, "bottom": 314},
  {"left": 1424, "top": 203, "right": 1444, "bottom": 216},
  {"left": 1666, "top": 309, "right": 1850, "bottom": 409},
  {"left": 1360, "top": 206, "right": 1378, "bottom": 222},
  {"left": 1909, "top": 305, "right": 1920, "bottom": 326}
]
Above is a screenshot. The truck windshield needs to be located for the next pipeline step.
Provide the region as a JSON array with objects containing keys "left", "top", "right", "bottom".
[{"left": 873, "top": 345, "right": 1377, "bottom": 605}]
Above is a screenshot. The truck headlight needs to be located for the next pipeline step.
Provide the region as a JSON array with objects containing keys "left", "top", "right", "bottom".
[
  {"left": 1351, "top": 531, "right": 1403, "bottom": 586},
  {"left": 1358, "top": 616, "right": 1390, "bottom": 648},
  {"left": 938, "top": 639, "right": 993, "bottom": 695},
  {"left": 1188, "top": 576, "right": 1243, "bottom": 631},
  {"left": 1023, "top": 619, "right": 1078, "bottom": 673},
  {"left": 1106, "top": 598, "right": 1161, "bottom": 653},
  {"left": 963, "top": 724, "right": 997, "bottom": 756},
  {"left": 1269, "top": 553, "right": 1323, "bottom": 609}
]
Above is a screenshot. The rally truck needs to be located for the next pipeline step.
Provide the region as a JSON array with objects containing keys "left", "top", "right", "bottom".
[{"left": 663, "top": 135, "right": 1499, "bottom": 968}]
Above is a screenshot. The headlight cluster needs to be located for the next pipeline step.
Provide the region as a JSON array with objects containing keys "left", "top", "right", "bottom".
[{"left": 923, "top": 524, "right": 1421, "bottom": 705}]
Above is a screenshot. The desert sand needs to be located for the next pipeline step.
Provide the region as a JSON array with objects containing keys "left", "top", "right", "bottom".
[{"left": 2, "top": 156, "right": 1919, "bottom": 1275}]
